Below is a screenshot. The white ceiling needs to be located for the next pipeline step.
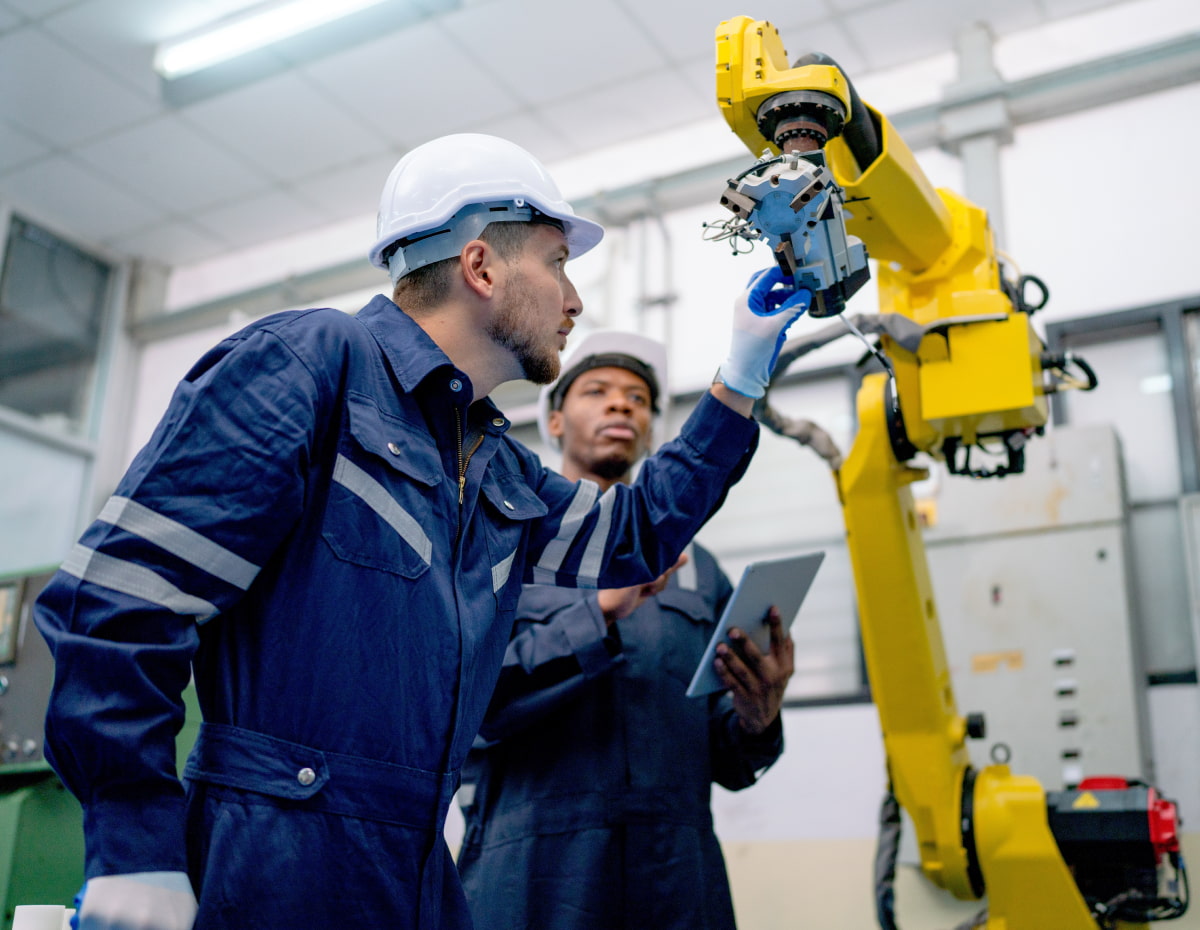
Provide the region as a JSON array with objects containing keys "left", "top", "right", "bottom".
[{"left": 0, "top": 0, "right": 1153, "bottom": 271}]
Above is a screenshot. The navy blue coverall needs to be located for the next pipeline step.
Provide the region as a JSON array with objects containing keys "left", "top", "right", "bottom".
[
  {"left": 457, "top": 542, "right": 783, "bottom": 929},
  {"left": 33, "top": 296, "right": 758, "bottom": 929}
]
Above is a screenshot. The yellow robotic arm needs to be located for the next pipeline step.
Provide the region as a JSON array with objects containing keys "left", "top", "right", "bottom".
[{"left": 712, "top": 15, "right": 1185, "bottom": 930}]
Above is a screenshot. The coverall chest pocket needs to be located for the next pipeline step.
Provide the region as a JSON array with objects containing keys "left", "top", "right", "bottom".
[
  {"left": 654, "top": 587, "right": 718, "bottom": 685},
  {"left": 479, "top": 472, "right": 547, "bottom": 609},
  {"left": 323, "top": 393, "right": 441, "bottom": 578}
]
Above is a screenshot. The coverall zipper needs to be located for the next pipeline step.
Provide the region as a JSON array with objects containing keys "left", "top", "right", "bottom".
[{"left": 456, "top": 408, "right": 485, "bottom": 505}]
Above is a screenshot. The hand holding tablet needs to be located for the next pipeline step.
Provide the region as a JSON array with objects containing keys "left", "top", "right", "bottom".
[{"left": 687, "top": 552, "right": 825, "bottom": 698}]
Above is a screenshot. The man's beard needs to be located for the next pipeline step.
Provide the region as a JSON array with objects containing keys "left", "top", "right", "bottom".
[
  {"left": 486, "top": 272, "right": 561, "bottom": 385},
  {"left": 589, "top": 452, "right": 634, "bottom": 483}
]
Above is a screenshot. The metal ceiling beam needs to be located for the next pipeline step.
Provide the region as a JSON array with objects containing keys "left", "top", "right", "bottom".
[
  {"left": 897, "top": 30, "right": 1200, "bottom": 151},
  {"left": 131, "top": 256, "right": 377, "bottom": 344}
]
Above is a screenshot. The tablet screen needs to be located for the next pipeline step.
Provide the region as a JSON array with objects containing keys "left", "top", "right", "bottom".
[{"left": 686, "top": 551, "right": 825, "bottom": 698}]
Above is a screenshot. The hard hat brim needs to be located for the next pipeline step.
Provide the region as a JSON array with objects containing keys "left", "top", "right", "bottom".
[{"left": 368, "top": 202, "right": 604, "bottom": 273}]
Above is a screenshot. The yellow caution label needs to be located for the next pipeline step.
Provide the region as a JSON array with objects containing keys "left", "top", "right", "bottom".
[
  {"left": 971, "top": 650, "right": 1024, "bottom": 674},
  {"left": 1073, "top": 792, "right": 1101, "bottom": 809}
]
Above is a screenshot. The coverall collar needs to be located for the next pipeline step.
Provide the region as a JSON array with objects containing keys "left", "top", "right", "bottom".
[
  {"left": 356, "top": 295, "right": 458, "bottom": 394},
  {"left": 357, "top": 294, "right": 509, "bottom": 427}
]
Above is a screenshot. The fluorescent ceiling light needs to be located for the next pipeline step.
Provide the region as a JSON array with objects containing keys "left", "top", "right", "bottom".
[{"left": 154, "top": 0, "right": 391, "bottom": 79}]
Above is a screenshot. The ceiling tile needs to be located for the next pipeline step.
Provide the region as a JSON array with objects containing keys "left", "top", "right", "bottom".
[
  {"left": 191, "top": 187, "right": 329, "bottom": 252},
  {"left": 840, "top": 0, "right": 956, "bottom": 70},
  {"left": 0, "top": 154, "right": 162, "bottom": 242},
  {"left": 824, "top": 0, "right": 882, "bottom": 10},
  {"left": 0, "top": 117, "right": 49, "bottom": 172},
  {"left": 294, "top": 152, "right": 402, "bottom": 220},
  {"left": 548, "top": 118, "right": 747, "bottom": 203},
  {"left": 302, "top": 19, "right": 520, "bottom": 148},
  {"left": 544, "top": 68, "right": 710, "bottom": 154},
  {"left": 761, "top": 17, "right": 866, "bottom": 72},
  {"left": 109, "top": 219, "right": 228, "bottom": 266},
  {"left": 201, "top": 0, "right": 280, "bottom": 17},
  {"left": 468, "top": 111, "right": 572, "bottom": 165},
  {"left": 74, "top": 114, "right": 272, "bottom": 214},
  {"left": 621, "top": 0, "right": 832, "bottom": 63},
  {"left": 1038, "top": 0, "right": 1124, "bottom": 15},
  {"left": 439, "top": 0, "right": 661, "bottom": 106},
  {"left": 42, "top": 0, "right": 219, "bottom": 99},
  {"left": 843, "top": 0, "right": 1043, "bottom": 71},
  {"left": 947, "top": 0, "right": 1043, "bottom": 35},
  {"left": 2, "top": 0, "right": 76, "bottom": 18},
  {"left": 673, "top": 54, "right": 723, "bottom": 109},
  {"left": 0, "top": 4, "right": 21, "bottom": 31},
  {"left": 180, "top": 71, "right": 387, "bottom": 183},
  {"left": 0, "top": 27, "right": 158, "bottom": 145}
]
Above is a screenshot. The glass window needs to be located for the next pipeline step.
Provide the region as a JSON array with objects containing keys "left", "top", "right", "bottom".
[
  {"left": 0, "top": 216, "right": 112, "bottom": 434},
  {"left": 1058, "top": 325, "right": 1180, "bottom": 503},
  {"left": 1129, "top": 502, "right": 1195, "bottom": 678}
]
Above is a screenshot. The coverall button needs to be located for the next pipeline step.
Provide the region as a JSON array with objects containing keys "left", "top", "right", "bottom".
[
  {"left": 297, "top": 767, "right": 316, "bottom": 787},
  {"left": 492, "top": 417, "right": 505, "bottom": 427},
  {"left": 449, "top": 378, "right": 463, "bottom": 392},
  {"left": 503, "top": 500, "right": 514, "bottom": 511},
  {"left": 387, "top": 442, "right": 401, "bottom": 455}
]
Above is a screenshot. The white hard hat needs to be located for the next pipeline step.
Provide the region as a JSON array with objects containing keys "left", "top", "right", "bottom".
[
  {"left": 537, "top": 330, "right": 671, "bottom": 453},
  {"left": 368, "top": 133, "right": 605, "bottom": 283}
]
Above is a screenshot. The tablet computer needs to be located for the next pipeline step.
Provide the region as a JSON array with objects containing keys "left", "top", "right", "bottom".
[{"left": 686, "top": 551, "right": 825, "bottom": 698}]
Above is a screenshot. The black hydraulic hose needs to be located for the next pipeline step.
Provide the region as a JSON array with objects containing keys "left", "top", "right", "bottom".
[
  {"left": 874, "top": 789, "right": 902, "bottom": 930},
  {"left": 791, "top": 52, "right": 882, "bottom": 172}
]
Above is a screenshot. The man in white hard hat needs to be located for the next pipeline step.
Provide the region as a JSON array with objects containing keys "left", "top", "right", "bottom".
[
  {"left": 34, "top": 133, "right": 810, "bottom": 930},
  {"left": 457, "top": 332, "right": 794, "bottom": 929}
]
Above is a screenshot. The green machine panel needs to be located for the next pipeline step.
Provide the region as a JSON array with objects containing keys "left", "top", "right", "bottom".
[{"left": 0, "top": 572, "right": 200, "bottom": 926}]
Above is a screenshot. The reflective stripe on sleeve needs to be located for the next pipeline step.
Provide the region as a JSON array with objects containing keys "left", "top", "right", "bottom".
[
  {"left": 531, "top": 479, "right": 599, "bottom": 584},
  {"left": 332, "top": 454, "right": 433, "bottom": 565},
  {"left": 61, "top": 544, "right": 219, "bottom": 621},
  {"left": 576, "top": 486, "right": 616, "bottom": 588},
  {"left": 99, "top": 496, "right": 260, "bottom": 590},
  {"left": 491, "top": 549, "right": 517, "bottom": 594}
]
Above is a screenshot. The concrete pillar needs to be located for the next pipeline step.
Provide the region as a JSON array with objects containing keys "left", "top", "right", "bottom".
[{"left": 938, "top": 22, "right": 1014, "bottom": 249}]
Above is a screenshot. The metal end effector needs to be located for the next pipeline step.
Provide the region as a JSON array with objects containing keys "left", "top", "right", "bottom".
[
  {"left": 709, "top": 16, "right": 869, "bottom": 318},
  {"left": 709, "top": 149, "right": 870, "bottom": 318}
]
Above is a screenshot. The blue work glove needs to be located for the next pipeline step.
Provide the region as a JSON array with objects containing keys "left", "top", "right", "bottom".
[
  {"left": 73, "top": 872, "right": 197, "bottom": 930},
  {"left": 718, "top": 265, "right": 812, "bottom": 398}
]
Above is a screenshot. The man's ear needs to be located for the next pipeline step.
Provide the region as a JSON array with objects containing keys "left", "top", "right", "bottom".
[
  {"left": 547, "top": 408, "right": 565, "bottom": 443},
  {"left": 461, "top": 239, "right": 499, "bottom": 299}
]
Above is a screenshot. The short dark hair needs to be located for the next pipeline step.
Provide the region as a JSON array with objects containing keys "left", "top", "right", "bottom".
[{"left": 392, "top": 216, "right": 564, "bottom": 310}]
